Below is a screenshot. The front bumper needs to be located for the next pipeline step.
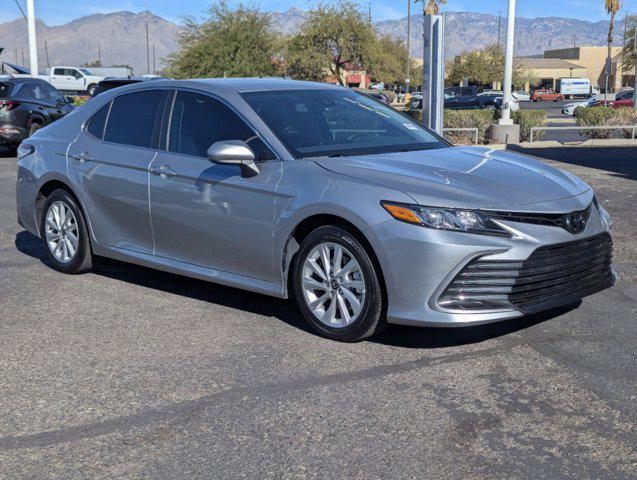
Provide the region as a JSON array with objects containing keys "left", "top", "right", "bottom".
[{"left": 367, "top": 202, "right": 614, "bottom": 327}]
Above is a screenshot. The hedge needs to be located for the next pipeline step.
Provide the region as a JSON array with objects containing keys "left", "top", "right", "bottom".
[
  {"left": 443, "top": 109, "right": 497, "bottom": 144},
  {"left": 574, "top": 106, "right": 637, "bottom": 139},
  {"left": 511, "top": 110, "right": 547, "bottom": 142}
]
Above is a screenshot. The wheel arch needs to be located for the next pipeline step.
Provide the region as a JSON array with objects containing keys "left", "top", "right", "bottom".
[
  {"left": 282, "top": 213, "right": 387, "bottom": 302},
  {"left": 34, "top": 178, "right": 88, "bottom": 238}
]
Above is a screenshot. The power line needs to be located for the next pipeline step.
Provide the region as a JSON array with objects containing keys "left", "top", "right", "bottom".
[{"left": 12, "top": 0, "right": 27, "bottom": 21}]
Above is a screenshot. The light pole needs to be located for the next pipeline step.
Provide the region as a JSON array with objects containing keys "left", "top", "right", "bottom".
[
  {"left": 499, "top": 0, "right": 516, "bottom": 126},
  {"left": 26, "top": 0, "right": 39, "bottom": 77},
  {"left": 633, "top": 18, "right": 636, "bottom": 111},
  {"left": 406, "top": 0, "right": 411, "bottom": 93}
]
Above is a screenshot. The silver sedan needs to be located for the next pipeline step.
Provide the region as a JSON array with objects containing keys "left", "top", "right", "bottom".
[{"left": 16, "top": 79, "right": 614, "bottom": 341}]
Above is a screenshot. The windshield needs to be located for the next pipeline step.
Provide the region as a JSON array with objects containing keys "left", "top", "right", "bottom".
[
  {"left": 79, "top": 69, "right": 92, "bottom": 76},
  {"left": 241, "top": 89, "right": 447, "bottom": 159}
]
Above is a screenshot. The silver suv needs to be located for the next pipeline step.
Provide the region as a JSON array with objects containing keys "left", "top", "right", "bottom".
[{"left": 16, "top": 79, "right": 614, "bottom": 341}]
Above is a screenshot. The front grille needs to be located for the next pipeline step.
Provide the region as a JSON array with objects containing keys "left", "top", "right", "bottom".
[
  {"left": 484, "top": 203, "right": 593, "bottom": 234},
  {"left": 438, "top": 233, "right": 614, "bottom": 314}
]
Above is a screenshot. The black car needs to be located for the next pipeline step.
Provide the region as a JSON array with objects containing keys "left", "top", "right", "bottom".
[
  {"left": 0, "top": 77, "right": 74, "bottom": 151},
  {"left": 364, "top": 92, "right": 390, "bottom": 104},
  {"left": 91, "top": 76, "right": 168, "bottom": 97}
]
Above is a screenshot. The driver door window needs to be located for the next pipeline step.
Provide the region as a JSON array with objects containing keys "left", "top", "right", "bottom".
[{"left": 168, "top": 91, "right": 274, "bottom": 161}]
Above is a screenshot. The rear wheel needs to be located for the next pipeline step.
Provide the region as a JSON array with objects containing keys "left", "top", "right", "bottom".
[
  {"left": 87, "top": 84, "right": 97, "bottom": 96},
  {"left": 40, "top": 189, "right": 93, "bottom": 274},
  {"left": 293, "top": 226, "right": 385, "bottom": 342}
]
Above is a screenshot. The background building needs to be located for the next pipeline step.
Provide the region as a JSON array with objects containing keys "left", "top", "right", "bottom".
[{"left": 517, "top": 46, "right": 635, "bottom": 92}]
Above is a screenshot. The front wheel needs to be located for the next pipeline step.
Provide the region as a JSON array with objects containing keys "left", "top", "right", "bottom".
[
  {"left": 40, "top": 189, "right": 93, "bottom": 274},
  {"left": 293, "top": 226, "right": 386, "bottom": 342}
]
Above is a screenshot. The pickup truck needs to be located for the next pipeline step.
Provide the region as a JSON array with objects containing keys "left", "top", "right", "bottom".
[
  {"left": 444, "top": 86, "right": 500, "bottom": 110},
  {"left": 40, "top": 67, "right": 105, "bottom": 95}
]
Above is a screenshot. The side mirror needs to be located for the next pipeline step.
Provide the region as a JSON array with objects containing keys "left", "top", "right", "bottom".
[
  {"left": 207, "top": 140, "right": 259, "bottom": 177},
  {"left": 66, "top": 96, "right": 75, "bottom": 104}
]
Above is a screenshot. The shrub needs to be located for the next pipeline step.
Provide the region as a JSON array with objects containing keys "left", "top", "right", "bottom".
[
  {"left": 72, "top": 96, "right": 90, "bottom": 107},
  {"left": 404, "top": 109, "right": 422, "bottom": 122},
  {"left": 575, "top": 106, "right": 616, "bottom": 139},
  {"left": 383, "top": 90, "right": 396, "bottom": 104},
  {"left": 606, "top": 107, "right": 637, "bottom": 139},
  {"left": 443, "top": 109, "right": 496, "bottom": 145},
  {"left": 512, "top": 110, "right": 547, "bottom": 142}
]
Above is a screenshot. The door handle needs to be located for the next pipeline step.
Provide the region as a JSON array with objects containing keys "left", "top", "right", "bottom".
[
  {"left": 71, "top": 151, "right": 93, "bottom": 163},
  {"left": 150, "top": 165, "right": 176, "bottom": 178}
]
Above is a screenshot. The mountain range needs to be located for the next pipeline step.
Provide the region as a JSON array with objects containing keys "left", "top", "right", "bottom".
[{"left": 0, "top": 9, "right": 629, "bottom": 74}]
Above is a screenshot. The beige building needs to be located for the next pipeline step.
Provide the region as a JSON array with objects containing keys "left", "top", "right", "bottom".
[{"left": 518, "top": 46, "right": 635, "bottom": 93}]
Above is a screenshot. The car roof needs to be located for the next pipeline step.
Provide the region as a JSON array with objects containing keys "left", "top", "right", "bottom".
[
  {"left": 96, "top": 77, "right": 346, "bottom": 97},
  {"left": 0, "top": 77, "right": 49, "bottom": 84}
]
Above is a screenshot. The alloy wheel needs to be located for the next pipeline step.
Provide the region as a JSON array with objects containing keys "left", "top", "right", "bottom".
[
  {"left": 301, "top": 242, "right": 366, "bottom": 328},
  {"left": 45, "top": 201, "right": 79, "bottom": 264}
]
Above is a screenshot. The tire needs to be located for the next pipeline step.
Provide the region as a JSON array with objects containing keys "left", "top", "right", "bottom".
[
  {"left": 292, "top": 226, "right": 386, "bottom": 342},
  {"left": 28, "top": 122, "right": 42, "bottom": 137},
  {"left": 87, "top": 84, "right": 97, "bottom": 96},
  {"left": 40, "top": 189, "right": 93, "bottom": 274}
]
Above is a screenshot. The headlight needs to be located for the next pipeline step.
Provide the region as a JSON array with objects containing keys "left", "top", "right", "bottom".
[
  {"left": 17, "top": 143, "right": 35, "bottom": 160},
  {"left": 381, "top": 201, "right": 511, "bottom": 237}
]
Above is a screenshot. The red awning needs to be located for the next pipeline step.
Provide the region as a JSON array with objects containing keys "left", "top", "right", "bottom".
[{"left": 347, "top": 74, "right": 362, "bottom": 84}]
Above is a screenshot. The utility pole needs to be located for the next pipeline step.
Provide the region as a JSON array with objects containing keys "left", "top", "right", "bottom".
[
  {"left": 26, "top": 0, "right": 39, "bottom": 77},
  {"left": 406, "top": 0, "right": 411, "bottom": 93},
  {"left": 497, "top": 11, "right": 502, "bottom": 46},
  {"left": 21, "top": 47, "right": 25, "bottom": 67},
  {"left": 152, "top": 44, "right": 156, "bottom": 75},
  {"left": 98, "top": 43, "right": 101, "bottom": 65},
  {"left": 633, "top": 18, "right": 636, "bottom": 111},
  {"left": 14, "top": 47, "right": 18, "bottom": 64},
  {"left": 44, "top": 40, "right": 50, "bottom": 68},
  {"left": 499, "top": 0, "right": 516, "bottom": 126},
  {"left": 145, "top": 23, "right": 150, "bottom": 74}
]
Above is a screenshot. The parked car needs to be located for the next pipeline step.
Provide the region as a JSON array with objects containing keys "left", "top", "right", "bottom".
[
  {"left": 91, "top": 76, "right": 169, "bottom": 97},
  {"left": 39, "top": 66, "right": 105, "bottom": 96},
  {"left": 531, "top": 89, "right": 565, "bottom": 102},
  {"left": 608, "top": 89, "right": 634, "bottom": 108},
  {"left": 494, "top": 95, "right": 520, "bottom": 112},
  {"left": 0, "top": 77, "right": 74, "bottom": 152},
  {"left": 512, "top": 91, "right": 531, "bottom": 102},
  {"left": 561, "top": 95, "right": 599, "bottom": 116},
  {"left": 364, "top": 92, "right": 390, "bottom": 104},
  {"left": 16, "top": 79, "right": 615, "bottom": 342}
]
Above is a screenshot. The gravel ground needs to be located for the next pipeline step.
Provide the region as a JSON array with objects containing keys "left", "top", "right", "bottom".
[{"left": 0, "top": 146, "right": 635, "bottom": 479}]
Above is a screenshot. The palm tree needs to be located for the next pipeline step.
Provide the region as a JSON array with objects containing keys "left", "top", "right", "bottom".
[
  {"left": 415, "top": 0, "right": 447, "bottom": 16},
  {"left": 604, "top": 0, "right": 623, "bottom": 93}
]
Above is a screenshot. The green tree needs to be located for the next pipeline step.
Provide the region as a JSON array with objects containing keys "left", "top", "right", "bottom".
[
  {"left": 368, "top": 35, "right": 420, "bottom": 86},
  {"left": 83, "top": 59, "right": 103, "bottom": 68},
  {"left": 284, "top": 1, "right": 375, "bottom": 85},
  {"left": 622, "top": 16, "right": 636, "bottom": 71},
  {"left": 166, "top": 1, "right": 278, "bottom": 79},
  {"left": 448, "top": 44, "right": 530, "bottom": 89}
]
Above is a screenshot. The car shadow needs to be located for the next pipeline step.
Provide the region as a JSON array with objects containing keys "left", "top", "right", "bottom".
[
  {"left": 508, "top": 146, "right": 637, "bottom": 181},
  {"left": 15, "top": 230, "right": 565, "bottom": 349}
]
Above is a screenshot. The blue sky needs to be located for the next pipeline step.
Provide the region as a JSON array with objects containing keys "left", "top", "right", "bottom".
[{"left": 2, "top": 0, "right": 637, "bottom": 25}]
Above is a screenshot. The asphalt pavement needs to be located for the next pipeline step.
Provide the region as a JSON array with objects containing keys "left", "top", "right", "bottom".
[{"left": 0, "top": 146, "right": 635, "bottom": 479}]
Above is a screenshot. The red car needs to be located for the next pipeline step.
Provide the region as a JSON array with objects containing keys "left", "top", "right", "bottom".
[
  {"left": 608, "top": 90, "right": 634, "bottom": 108},
  {"left": 531, "top": 89, "right": 565, "bottom": 102}
]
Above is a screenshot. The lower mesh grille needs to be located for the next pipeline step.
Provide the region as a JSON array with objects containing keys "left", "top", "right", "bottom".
[{"left": 438, "top": 233, "right": 614, "bottom": 313}]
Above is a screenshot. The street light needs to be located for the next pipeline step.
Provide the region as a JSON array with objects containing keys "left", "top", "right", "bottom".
[
  {"left": 499, "top": 0, "right": 516, "bottom": 126},
  {"left": 26, "top": 0, "right": 38, "bottom": 77}
]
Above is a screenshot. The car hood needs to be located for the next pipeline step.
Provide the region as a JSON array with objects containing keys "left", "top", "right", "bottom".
[{"left": 315, "top": 146, "right": 591, "bottom": 212}]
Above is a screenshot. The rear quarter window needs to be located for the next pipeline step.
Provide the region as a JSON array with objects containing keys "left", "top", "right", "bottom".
[{"left": 0, "top": 82, "right": 14, "bottom": 98}]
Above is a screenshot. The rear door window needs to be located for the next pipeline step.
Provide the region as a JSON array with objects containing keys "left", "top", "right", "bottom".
[
  {"left": 53, "top": 68, "right": 65, "bottom": 76},
  {"left": 104, "top": 90, "right": 167, "bottom": 149},
  {"left": 16, "top": 83, "right": 50, "bottom": 102}
]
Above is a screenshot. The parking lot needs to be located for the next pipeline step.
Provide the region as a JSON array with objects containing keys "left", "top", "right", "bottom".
[{"left": 0, "top": 146, "right": 635, "bottom": 478}]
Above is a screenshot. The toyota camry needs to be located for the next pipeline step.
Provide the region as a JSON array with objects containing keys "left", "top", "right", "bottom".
[{"left": 16, "top": 79, "right": 615, "bottom": 342}]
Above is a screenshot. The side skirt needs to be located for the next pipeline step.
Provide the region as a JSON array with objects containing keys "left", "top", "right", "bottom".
[{"left": 92, "top": 243, "right": 285, "bottom": 299}]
